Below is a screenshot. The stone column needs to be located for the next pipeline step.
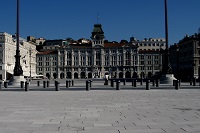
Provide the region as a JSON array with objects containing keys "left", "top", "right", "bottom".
[
  {"left": 101, "top": 49, "right": 105, "bottom": 78},
  {"left": 64, "top": 50, "right": 67, "bottom": 78},
  {"left": 71, "top": 50, "right": 74, "bottom": 79},
  {"left": 57, "top": 50, "right": 61, "bottom": 79}
]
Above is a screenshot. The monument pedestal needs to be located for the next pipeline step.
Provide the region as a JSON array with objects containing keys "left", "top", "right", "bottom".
[
  {"left": 8, "top": 76, "right": 26, "bottom": 86},
  {"left": 160, "top": 74, "right": 176, "bottom": 85}
]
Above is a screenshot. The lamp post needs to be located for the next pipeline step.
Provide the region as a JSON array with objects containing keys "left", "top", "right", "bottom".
[
  {"left": 160, "top": 0, "right": 177, "bottom": 84},
  {"left": 13, "top": 0, "right": 23, "bottom": 76},
  {"left": 163, "top": 0, "right": 172, "bottom": 74}
]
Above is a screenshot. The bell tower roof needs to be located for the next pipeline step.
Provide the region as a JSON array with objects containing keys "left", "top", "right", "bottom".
[
  {"left": 91, "top": 24, "right": 105, "bottom": 39},
  {"left": 91, "top": 24, "right": 105, "bottom": 47}
]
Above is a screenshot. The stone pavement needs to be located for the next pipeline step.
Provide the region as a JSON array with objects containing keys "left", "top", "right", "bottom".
[{"left": 0, "top": 79, "right": 200, "bottom": 133}]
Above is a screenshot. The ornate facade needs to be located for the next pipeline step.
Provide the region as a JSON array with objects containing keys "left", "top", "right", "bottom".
[
  {"left": 36, "top": 24, "right": 139, "bottom": 79},
  {"left": 36, "top": 24, "right": 167, "bottom": 79}
]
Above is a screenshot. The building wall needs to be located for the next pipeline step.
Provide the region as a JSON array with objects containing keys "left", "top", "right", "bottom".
[
  {"left": 0, "top": 32, "right": 37, "bottom": 80},
  {"left": 170, "top": 34, "right": 200, "bottom": 80},
  {"left": 36, "top": 46, "right": 139, "bottom": 79}
]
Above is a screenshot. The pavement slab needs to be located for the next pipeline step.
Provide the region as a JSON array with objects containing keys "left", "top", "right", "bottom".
[{"left": 0, "top": 79, "right": 200, "bottom": 132}]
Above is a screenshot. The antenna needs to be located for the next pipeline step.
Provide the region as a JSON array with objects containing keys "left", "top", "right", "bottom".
[{"left": 97, "top": 12, "right": 99, "bottom": 24}]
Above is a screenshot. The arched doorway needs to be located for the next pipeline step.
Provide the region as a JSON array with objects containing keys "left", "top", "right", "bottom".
[
  {"left": 67, "top": 72, "right": 71, "bottom": 79},
  {"left": 125, "top": 71, "right": 131, "bottom": 78},
  {"left": 53, "top": 73, "right": 57, "bottom": 79},
  {"left": 60, "top": 73, "right": 64, "bottom": 79},
  {"left": 88, "top": 73, "right": 92, "bottom": 78},
  {"left": 119, "top": 72, "right": 123, "bottom": 78},
  {"left": 46, "top": 73, "right": 50, "bottom": 79},
  {"left": 81, "top": 72, "right": 86, "bottom": 79},
  {"left": 74, "top": 72, "right": 78, "bottom": 79}
]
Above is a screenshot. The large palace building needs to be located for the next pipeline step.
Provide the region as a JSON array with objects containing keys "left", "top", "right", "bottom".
[{"left": 36, "top": 24, "right": 165, "bottom": 79}]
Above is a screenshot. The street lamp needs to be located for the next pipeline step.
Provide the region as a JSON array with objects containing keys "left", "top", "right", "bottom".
[
  {"left": 160, "top": 0, "right": 176, "bottom": 84},
  {"left": 163, "top": 0, "right": 172, "bottom": 74},
  {"left": 13, "top": 0, "right": 23, "bottom": 76},
  {"left": 9, "top": 0, "right": 25, "bottom": 85}
]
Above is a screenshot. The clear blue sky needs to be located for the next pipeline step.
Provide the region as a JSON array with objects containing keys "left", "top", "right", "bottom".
[{"left": 0, "top": 0, "right": 200, "bottom": 45}]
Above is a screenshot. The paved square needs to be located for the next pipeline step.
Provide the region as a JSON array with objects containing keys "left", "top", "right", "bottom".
[{"left": 0, "top": 79, "right": 200, "bottom": 133}]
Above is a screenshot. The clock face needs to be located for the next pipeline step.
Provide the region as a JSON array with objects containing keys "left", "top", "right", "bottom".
[{"left": 95, "top": 34, "right": 100, "bottom": 40}]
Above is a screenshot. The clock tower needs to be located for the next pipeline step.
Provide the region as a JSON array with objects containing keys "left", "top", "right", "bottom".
[{"left": 91, "top": 24, "right": 105, "bottom": 47}]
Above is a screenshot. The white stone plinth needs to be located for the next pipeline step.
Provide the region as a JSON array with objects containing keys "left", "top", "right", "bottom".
[
  {"left": 160, "top": 74, "right": 177, "bottom": 85},
  {"left": 8, "top": 76, "right": 26, "bottom": 86}
]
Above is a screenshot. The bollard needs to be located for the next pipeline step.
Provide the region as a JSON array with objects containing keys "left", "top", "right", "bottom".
[
  {"left": 134, "top": 79, "right": 137, "bottom": 87},
  {"left": 152, "top": 80, "right": 155, "bottom": 86},
  {"left": 72, "top": 80, "right": 74, "bottom": 86},
  {"left": 111, "top": 80, "right": 114, "bottom": 87},
  {"left": 116, "top": 80, "right": 120, "bottom": 90},
  {"left": 37, "top": 81, "right": 40, "bottom": 86},
  {"left": 193, "top": 78, "right": 196, "bottom": 86},
  {"left": 43, "top": 81, "right": 46, "bottom": 88},
  {"left": 0, "top": 82, "right": 2, "bottom": 89},
  {"left": 140, "top": 78, "right": 143, "bottom": 85},
  {"left": 123, "top": 79, "right": 126, "bottom": 85},
  {"left": 55, "top": 81, "right": 60, "bottom": 91},
  {"left": 21, "top": 81, "right": 24, "bottom": 88},
  {"left": 47, "top": 81, "right": 50, "bottom": 87},
  {"left": 66, "top": 80, "right": 69, "bottom": 88},
  {"left": 25, "top": 81, "right": 29, "bottom": 91},
  {"left": 4, "top": 81, "right": 8, "bottom": 88},
  {"left": 69, "top": 80, "right": 71, "bottom": 87},
  {"left": 86, "top": 80, "right": 90, "bottom": 91},
  {"left": 90, "top": 80, "right": 92, "bottom": 88},
  {"left": 146, "top": 80, "right": 150, "bottom": 90},
  {"left": 156, "top": 79, "right": 159, "bottom": 87},
  {"left": 175, "top": 80, "right": 180, "bottom": 90},
  {"left": 132, "top": 79, "right": 134, "bottom": 87},
  {"left": 190, "top": 79, "right": 192, "bottom": 85}
]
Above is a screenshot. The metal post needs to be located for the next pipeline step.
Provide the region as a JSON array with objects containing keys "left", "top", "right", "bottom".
[
  {"left": 55, "top": 81, "right": 60, "bottom": 91},
  {"left": 25, "top": 81, "right": 29, "bottom": 91},
  {"left": 193, "top": 77, "right": 196, "bottom": 86},
  {"left": 66, "top": 80, "right": 69, "bottom": 88},
  {"left": 134, "top": 79, "right": 137, "bottom": 87},
  {"left": 21, "top": 81, "right": 24, "bottom": 88},
  {"left": 86, "top": 80, "right": 90, "bottom": 91},
  {"left": 146, "top": 80, "right": 150, "bottom": 90},
  {"left": 116, "top": 80, "right": 120, "bottom": 90},
  {"left": 47, "top": 81, "right": 50, "bottom": 87},
  {"left": 37, "top": 81, "right": 40, "bottom": 86},
  {"left": 43, "top": 81, "right": 46, "bottom": 88},
  {"left": 175, "top": 80, "right": 180, "bottom": 90},
  {"left": 69, "top": 80, "right": 71, "bottom": 87},
  {"left": 0, "top": 82, "right": 2, "bottom": 89},
  {"left": 156, "top": 79, "right": 159, "bottom": 87},
  {"left": 90, "top": 80, "right": 92, "bottom": 88},
  {"left": 4, "top": 81, "right": 8, "bottom": 88}
]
